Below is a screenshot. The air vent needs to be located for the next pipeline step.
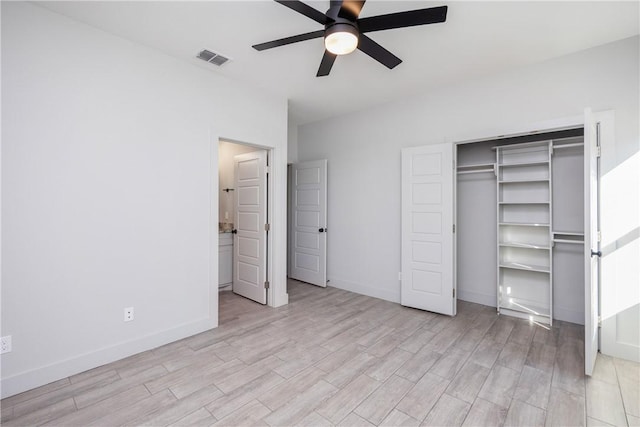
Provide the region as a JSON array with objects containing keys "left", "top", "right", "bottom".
[{"left": 197, "top": 49, "right": 230, "bottom": 67}]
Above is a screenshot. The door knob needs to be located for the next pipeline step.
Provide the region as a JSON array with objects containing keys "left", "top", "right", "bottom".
[
  {"left": 231, "top": 229, "right": 237, "bottom": 234},
  {"left": 590, "top": 249, "right": 601, "bottom": 257},
  {"left": 318, "top": 228, "right": 325, "bottom": 233}
]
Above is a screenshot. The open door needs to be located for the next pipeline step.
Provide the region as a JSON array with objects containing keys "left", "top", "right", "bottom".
[
  {"left": 584, "top": 109, "right": 601, "bottom": 376},
  {"left": 597, "top": 112, "right": 639, "bottom": 363},
  {"left": 401, "top": 144, "right": 455, "bottom": 315},
  {"left": 233, "top": 150, "right": 267, "bottom": 304},
  {"left": 289, "top": 160, "right": 327, "bottom": 287}
]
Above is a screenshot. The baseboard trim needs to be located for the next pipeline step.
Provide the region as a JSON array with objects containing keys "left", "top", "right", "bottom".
[
  {"left": 328, "top": 277, "right": 400, "bottom": 304},
  {"left": 458, "top": 289, "right": 496, "bottom": 307},
  {"left": 553, "top": 306, "right": 584, "bottom": 325},
  {"left": 458, "top": 290, "right": 584, "bottom": 325},
  {"left": 1, "top": 317, "right": 217, "bottom": 399}
]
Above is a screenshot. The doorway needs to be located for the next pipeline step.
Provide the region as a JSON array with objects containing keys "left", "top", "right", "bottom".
[
  {"left": 399, "top": 110, "right": 608, "bottom": 376},
  {"left": 287, "top": 160, "right": 328, "bottom": 288},
  {"left": 218, "top": 139, "right": 270, "bottom": 305}
]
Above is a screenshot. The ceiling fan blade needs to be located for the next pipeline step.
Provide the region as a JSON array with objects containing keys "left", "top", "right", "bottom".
[
  {"left": 274, "top": 0, "right": 330, "bottom": 25},
  {"left": 317, "top": 50, "right": 337, "bottom": 77},
  {"left": 358, "top": 5, "right": 447, "bottom": 33},
  {"left": 253, "top": 30, "right": 325, "bottom": 51},
  {"left": 338, "top": 1, "right": 366, "bottom": 19},
  {"left": 357, "top": 34, "right": 402, "bottom": 69}
]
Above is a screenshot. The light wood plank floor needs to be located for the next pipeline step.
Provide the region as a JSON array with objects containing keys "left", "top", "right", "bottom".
[{"left": 2, "top": 280, "right": 638, "bottom": 426}]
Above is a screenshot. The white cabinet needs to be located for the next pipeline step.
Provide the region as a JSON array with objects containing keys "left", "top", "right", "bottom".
[
  {"left": 496, "top": 141, "right": 553, "bottom": 324},
  {"left": 219, "top": 233, "right": 233, "bottom": 287}
]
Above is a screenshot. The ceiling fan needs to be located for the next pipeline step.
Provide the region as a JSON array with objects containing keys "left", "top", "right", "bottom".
[{"left": 252, "top": 0, "right": 448, "bottom": 77}]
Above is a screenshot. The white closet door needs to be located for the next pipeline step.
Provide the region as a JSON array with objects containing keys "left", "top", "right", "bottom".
[
  {"left": 596, "top": 111, "right": 639, "bottom": 363},
  {"left": 290, "top": 160, "right": 327, "bottom": 287},
  {"left": 233, "top": 151, "right": 267, "bottom": 304},
  {"left": 584, "top": 109, "right": 601, "bottom": 375},
  {"left": 401, "top": 144, "right": 455, "bottom": 315}
]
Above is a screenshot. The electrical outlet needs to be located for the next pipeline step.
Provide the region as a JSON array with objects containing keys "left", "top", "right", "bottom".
[
  {"left": 1, "top": 336, "right": 12, "bottom": 354},
  {"left": 124, "top": 307, "right": 134, "bottom": 322}
]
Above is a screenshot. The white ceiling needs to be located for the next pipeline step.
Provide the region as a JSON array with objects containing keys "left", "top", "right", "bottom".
[{"left": 36, "top": 1, "right": 639, "bottom": 125}]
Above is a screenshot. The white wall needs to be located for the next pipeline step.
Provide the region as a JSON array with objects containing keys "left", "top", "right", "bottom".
[
  {"left": 1, "top": 2, "right": 288, "bottom": 397},
  {"left": 287, "top": 115, "right": 299, "bottom": 164},
  {"left": 218, "top": 141, "right": 258, "bottom": 225},
  {"left": 298, "top": 37, "right": 639, "bottom": 338}
]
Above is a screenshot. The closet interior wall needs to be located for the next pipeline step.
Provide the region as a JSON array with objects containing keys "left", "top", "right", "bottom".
[
  {"left": 456, "top": 140, "right": 498, "bottom": 309},
  {"left": 456, "top": 130, "right": 586, "bottom": 324},
  {"left": 551, "top": 140, "right": 585, "bottom": 324}
]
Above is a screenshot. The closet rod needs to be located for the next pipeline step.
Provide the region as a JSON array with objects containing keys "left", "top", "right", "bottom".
[
  {"left": 553, "top": 231, "right": 584, "bottom": 236},
  {"left": 457, "top": 168, "right": 495, "bottom": 175},
  {"left": 457, "top": 162, "right": 495, "bottom": 169},
  {"left": 491, "top": 140, "right": 552, "bottom": 150},
  {"left": 553, "top": 238, "right": 584, "bottom": 244},
  {"left": 553, "top": 142, "right": 584, "bottom": 149}
]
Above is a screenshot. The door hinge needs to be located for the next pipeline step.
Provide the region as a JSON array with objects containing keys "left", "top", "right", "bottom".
[
  {"left": 264, "top": 281, "right": 270, "bottom": 289},
  {"left": 597, "top": 231, "right": 601, "bottom": 242},
  {"left": 597, "top": 315, "right": 602, "bottom": 327},
  {"left": 453, "top": 224, "right": 456, "bottom": 233},
  {"left": 453, "top": 289, "right": 456, "bottom": 298},
  {"left": 265, "top": 223, "right": 270, "bottom": 232},
  {"left": 596, "top": 146, "right": 601, "bottom": 158},
  {"left": 265, "top": 166, "right": 271, "bottom": 173}
]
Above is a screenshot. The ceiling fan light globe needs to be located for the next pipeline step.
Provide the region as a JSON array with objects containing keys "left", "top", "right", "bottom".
[{"left": 324, "top": 28, "right": 358, "bottom": 55}]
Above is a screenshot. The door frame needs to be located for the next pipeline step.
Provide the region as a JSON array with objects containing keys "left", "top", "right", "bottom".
[
  {"left": 210, "top": 137, "right": 279, "bottom": 316},
  {"left": 452, "top": 113, "right": 601, "bottom": 375}
]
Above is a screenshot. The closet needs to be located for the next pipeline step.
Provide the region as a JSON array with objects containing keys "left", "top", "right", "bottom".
[{"left": 456, "top": 129, "right": 585, "bottom": 325}]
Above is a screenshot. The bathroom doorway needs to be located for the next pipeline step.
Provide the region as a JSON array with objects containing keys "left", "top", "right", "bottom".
[{"left": 218, "top": 139, "right": 271, "bottom": 305}]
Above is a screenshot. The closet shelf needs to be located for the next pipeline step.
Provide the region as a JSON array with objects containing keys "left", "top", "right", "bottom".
[
  {"left": 496, "top": 140, "right": 552, "bottom": 325},
  {"left": 499, "top": 201, "right": 550, "bottom": 205},
  {"left": 499, "top": 179, "right": 550, "bottom": 184},
  {"left": 500, "top": 299, "right": 551, "bottom": 317},
  {"left": 499, "top": 222, "right": 550, "bottom": 227},
  {"left": 493, "top": 140, "right": 553, "bottom": 151},
  {"left": 457, "top": 162, "right": 495, "bottom": 169},
  {"left": 499, "top": 242, "right": 550, "bottom": 250},
  {"left": 552, "top": 231, "right": 585, "bottom": 245},
  {"left": 458, "top": 168, "right": 495, "bottom": 175},
  {"left": 498, "top": 160, "right": 549, "bottom": 167},
  {"left": 457, "top": 163, "right": 495, "bottom": 175},
  {"left": 500, "top": 261, "right": 550, "bottom": 273}
]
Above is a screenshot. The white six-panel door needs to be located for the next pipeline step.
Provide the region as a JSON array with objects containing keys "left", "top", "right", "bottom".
[
  {"left": 597, "top": 110, "right": 640, "bottom": 364},
  {"left": 290, "top": 160, "right": 327, "bottom": 287},
  {"left": 401, "top": 144, "right": 455, "bottom": 315},
  {"left": 233, "top": 151, "right": 267, "bottom": 304},
  {"left": 590, "top": 111, "right": 639, "bottom": 368},
  {"left": 584, "top": 109, "right": 600, "bottom": 375}
]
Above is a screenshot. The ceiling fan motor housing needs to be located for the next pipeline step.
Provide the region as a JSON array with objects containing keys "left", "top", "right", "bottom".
[
  {"left": 324, "top": 22, "right": 359, "bottom": 40},
  {"left": 324, "top": 6, "right": 359, "bottom": 38},
  {"left": 324, "top": 5, "right": 359, "bottom": 55}
]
